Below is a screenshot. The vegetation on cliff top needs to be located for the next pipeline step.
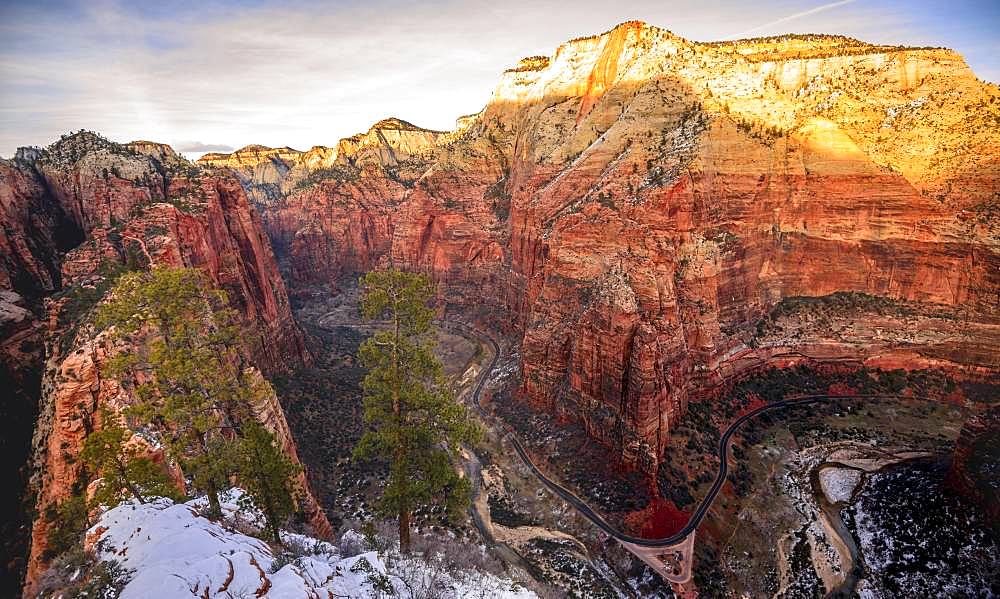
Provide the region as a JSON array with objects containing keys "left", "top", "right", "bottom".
[
  {"left": 43, "top": 266, "right": 304, "bottom": 582},
  {"left": 94, "top": 267, "right": 299, "bottom": 535},
  {"left": 81, "top": 407, "right": 181, "bottom": 507},
  {"left": 292, "top": 164, "right": 361, "bottom": 191}
]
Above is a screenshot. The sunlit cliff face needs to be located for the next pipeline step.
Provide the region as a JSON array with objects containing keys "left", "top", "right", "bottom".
[
  {"left": 483, "top": 20, "right": 994, "bottom": 216},
  {"left": 378, "top": 20, "right": 998, "bottom": 471},
  {"left": 197, "top": 20, "right": 998, "bottom": 474},
  {"left": 193, "top": 119, "right": 446, "bottom": 208}
]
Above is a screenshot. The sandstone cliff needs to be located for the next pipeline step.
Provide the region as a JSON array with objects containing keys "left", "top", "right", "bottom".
[
  {"left": 248, "top": 22, "right": 999, "bottom": 476},
  {"left": 196, "top": 118, "right": 444, "bottom": 210},
  {"left": 198, "top": 144, "right": 305, "bottom": 208},
  {"left": 948, "top": 398, "right": 1000, "bottom": 530},
  {"left": 0, "top": 132, "right": 330, "bottom": 594}
]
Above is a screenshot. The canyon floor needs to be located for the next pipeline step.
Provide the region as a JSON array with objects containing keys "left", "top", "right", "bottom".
[{"left": 273, "top": 281, "right": 999, "bottom": 598}]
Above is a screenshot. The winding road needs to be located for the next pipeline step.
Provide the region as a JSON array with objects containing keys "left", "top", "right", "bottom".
[
  {"left": 319, "top": 312, "right": 909, "bottom": 584},
  {"left": 452, "top": 322, "right": 905, "bottom": 549}
]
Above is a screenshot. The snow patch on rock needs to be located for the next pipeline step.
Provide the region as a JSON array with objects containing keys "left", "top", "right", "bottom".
[{"left": 818, "top": 467, "right": 863, "bottom": 504}]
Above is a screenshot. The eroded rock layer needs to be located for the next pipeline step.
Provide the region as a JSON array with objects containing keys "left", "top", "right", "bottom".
[
  {"left": 256, "top": 22, "right": 1000, "bottom": 474},
  {"left": 196, "top": 118, "right": 444, "bottom": 209},
  {"left": 0, "top": 132, "right": 330, "bottom": 594}
]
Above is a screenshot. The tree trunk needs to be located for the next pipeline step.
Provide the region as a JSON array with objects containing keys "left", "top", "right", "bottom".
[
  {"left": 398, "top": 507, "right": 411, "bottom": 554},
  {"left": 126, "top": 480, "right": 147, "bottom": 504},
  {"left": 117, "top": 458, "right": 146, "bottom": 504},
  {"left": 268, "top": 507, "right": 282, "bottom": 546},
  {"left": 207, "top": 481, "right": 222, "bottom": 517},
  {"left": 392, "top": 296, "right": 411, "bottom": 554}
]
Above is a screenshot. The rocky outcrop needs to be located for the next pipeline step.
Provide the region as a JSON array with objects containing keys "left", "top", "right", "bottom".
[
  {"left": 0, "top": 133, "right": 329, "bottom": 594},
  {"left": 3, "top": 132, "right": 310, "bottom": 369},
  {"left": 245, "top": 22, "right": 1000, "bottom": 476},
  {"left": 126, "top": 140, "right": 188, "bottom": 167},
  {"left": 948, "top": 401, "right": 1000, "bottom": 530},
  {"left": 330, "top": 118, "right": 444, "bottom": 172},
  {"left": 199, "top": 145, "right": 304, "bottom": 208},
  {"left": 119, "top": 173, "right": 310, "bottom": 367},
  {"left": 196, "top": 119, "right": 445, "bottom": 210},
  {"left": 0, "top": 158, "right": 81, "bottom": 299},
  {"left": 32, "top": 133, "right": 167, "bottom": 233}
]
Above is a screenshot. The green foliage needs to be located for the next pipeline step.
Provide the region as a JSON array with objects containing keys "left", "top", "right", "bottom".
[
  {"left": 70, "top": 560, "right": 133, "bottom": 599},
  {"left": 54, "top": 258, "right": 140, "bottom": 353},
  {"left": 43, "top": 496, "right": 89, "bottom": 561},
  {"left": 361, "top": 520, "right": 391, "bottom": 554},
  {"left": 81, "top": 407, "right": 181, "bottom": 507},
  {"left": 292, "top": 164, "right": 360, "bottom": 191},
  {"left": 235, "top": 421, "right": 301, "bottom": 543},
  {"left": 754, "top": 291, "right": 929, "bottom": 340},
  {"left": 354, "top": 269, "right": 481, "bottom": 551},
  {"left": 351, "top": 556, "right": 394, "bottom": 595},
  {"left": 34, "top": 548, "right": 133, "bottom": 599},
  {"left": 95, "top": 267, "right": 271, "bottom": 516}
]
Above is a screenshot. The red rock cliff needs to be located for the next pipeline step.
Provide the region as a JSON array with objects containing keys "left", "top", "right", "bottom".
[
  {"left": 1, "top": 133, "right": 330, "bottom": 594},
  {"left": 252, "top": 23, "right": 999, "bottom": 477}
]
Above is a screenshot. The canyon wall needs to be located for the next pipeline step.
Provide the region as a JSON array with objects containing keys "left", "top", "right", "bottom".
[
  {"left": 254, "top": 22, "right": 1000, "bottom": 475},
  {"left": 949, "top": 400, "right": 1000, "bottom": 530},
  {"left": 0, "top": 133, "right": 330, "bottom": 594},
  {"left": 197, "top": 118, "right": 444, "bottom": 211},
  {"left": 2, "top": 23, "right": 997, "bottom": 594}
]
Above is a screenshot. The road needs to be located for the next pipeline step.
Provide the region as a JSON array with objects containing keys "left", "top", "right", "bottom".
[
  {"left": 452, "top": 321, "right": 906, "bottom": 549},
  {"left": 318, "top": 313, "right": 906, "bottom": 582}
]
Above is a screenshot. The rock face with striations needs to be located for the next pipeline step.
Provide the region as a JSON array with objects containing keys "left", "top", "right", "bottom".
[
  {"left": 0, "top": 132, "right": 330, "bottom": 595},
  {"left": 244, "top": 22, "right": 999, "bottom": 476},
  {"left": 196, "top": 118, "right": 444, "bottom": 210},
  {"left": 412, "top": 24, "right": 999, "bottom": 472},
  {"left": 948, "top": 401, "right": 1000, "bottom": 530}
]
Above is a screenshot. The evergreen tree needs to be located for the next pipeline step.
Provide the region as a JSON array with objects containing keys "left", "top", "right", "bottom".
[
  {"left": 81, "top": 407, "right": 181, "bottom": 507},
  {"left": 96, "top": 267, "right": 272, "bottom": 516},
  {"left": 42, "top": 495, "right": 89, "bottom": 560},
  {"left": 235, "top": 420, "right": 301, "bottom": 544},
  {"left": 354, "top": 268, "right": 481, "bottom": 553}
]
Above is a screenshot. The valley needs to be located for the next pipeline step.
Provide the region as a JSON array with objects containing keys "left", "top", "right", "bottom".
[
  {"left": 273, "top": 280, "right": 998, "bottom": 597},
  {"left": 1, "top": 17, "right": 997, "bottom": 598}
]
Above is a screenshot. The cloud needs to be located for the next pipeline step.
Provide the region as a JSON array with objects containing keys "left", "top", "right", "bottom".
[
  {"left": 173, "top": 140, "right": 234, "bottom": 153},
  {"left": 728, "top": 0, "right": 860, "bottom": 39}
]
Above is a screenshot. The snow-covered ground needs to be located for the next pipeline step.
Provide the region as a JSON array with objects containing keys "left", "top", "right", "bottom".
[
  {"left": 843, "top": 459, "right": 999, "bottom": 597},
  {"left": 84, "top": 491, "right": 537, "bottom": 598}
]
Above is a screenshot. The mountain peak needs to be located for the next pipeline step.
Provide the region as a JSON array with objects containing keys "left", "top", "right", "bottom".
[{"left": 368, "top": 117, "right": 442, "bottom": 134}]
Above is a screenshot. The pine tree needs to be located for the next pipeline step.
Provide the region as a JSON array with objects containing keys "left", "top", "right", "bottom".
[
  {"left": 354, "top": 268, "right": 481, "bottom": 553},
  {"left": 96, "top": 267, "right": 272, "bottom": 516},
  {"left": 81, "top": 407, "right": 181, "bottom": 507},
  {"left": 235, "top": 420, "right": 301, "bottom": 544},
  {"left": 42, "top": 495, "right": 89, "bottom": 560}
]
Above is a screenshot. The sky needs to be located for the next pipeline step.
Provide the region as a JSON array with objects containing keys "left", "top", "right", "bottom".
[{"left": 1, "top": 0, "right": 997, "bottom": 159}]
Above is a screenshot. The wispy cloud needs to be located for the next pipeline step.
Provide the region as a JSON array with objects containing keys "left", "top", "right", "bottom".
[
  {"left": 727, "top": 0, "right": 860, "bottom": 38},
  {"left": 173, "top": 141, "right": 234, "bottom": 153}
]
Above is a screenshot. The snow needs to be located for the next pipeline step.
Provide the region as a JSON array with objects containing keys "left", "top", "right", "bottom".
[
  {"left": 818, "top": 467, "right": 862, "bottom": 504},
  {"left": 88, "top": 492, "right": 537, "bottom": 598}
]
